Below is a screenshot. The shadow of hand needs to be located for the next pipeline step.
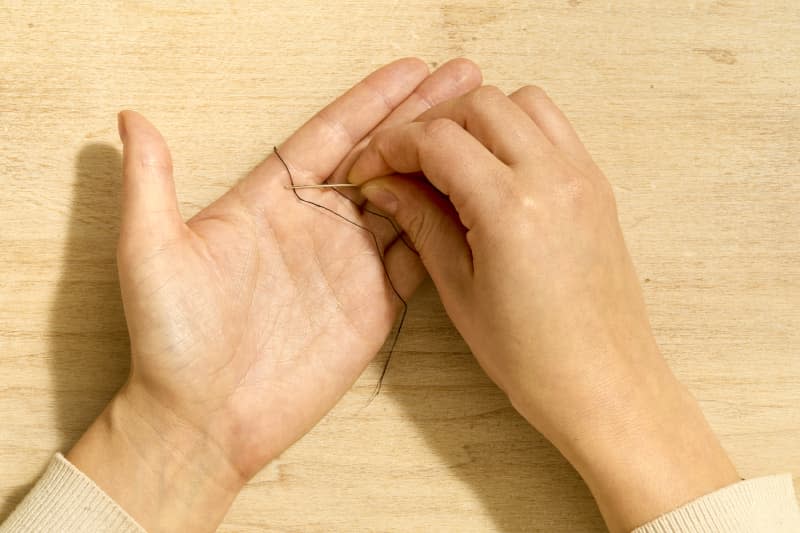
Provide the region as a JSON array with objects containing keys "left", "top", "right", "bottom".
[{"left": 49, "top": 143, "right": 129, "bottom": 450}]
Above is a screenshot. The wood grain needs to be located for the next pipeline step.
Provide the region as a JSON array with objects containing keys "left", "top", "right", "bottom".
[{"left": 1, "top": 1, "right": 798, "bottom": 531}]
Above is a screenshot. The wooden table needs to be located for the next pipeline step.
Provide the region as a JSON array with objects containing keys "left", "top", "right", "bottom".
[{"left": 1, "top": 2, "right": 798, "bottom": 531}]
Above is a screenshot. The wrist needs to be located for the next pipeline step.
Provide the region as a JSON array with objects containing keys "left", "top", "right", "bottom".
[
  {"left": 67, "top": 383, "right": 245, "bottom": 533},
  {"left": 519, "top": 365, "right": 739, "bottom": 533}
]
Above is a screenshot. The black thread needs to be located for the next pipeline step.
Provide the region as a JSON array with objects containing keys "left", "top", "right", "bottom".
[
  {"left": 273, "top": 147, "right": 408, "bottom": 399},
  {"left": 331, "top": 186, "right": 417, "bottom": 253}
]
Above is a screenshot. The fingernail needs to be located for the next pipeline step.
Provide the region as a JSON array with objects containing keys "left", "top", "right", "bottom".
[
  {"left": 117, "top": 112, "right": 127, "bottom": 143},
  {"left": 362, "top": 183, "right": 398, "bottom": 215}
]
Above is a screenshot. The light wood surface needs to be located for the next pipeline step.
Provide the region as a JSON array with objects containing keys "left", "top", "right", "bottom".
[{"left": 1, "top": 2, "right": 798, "bottom": 531}]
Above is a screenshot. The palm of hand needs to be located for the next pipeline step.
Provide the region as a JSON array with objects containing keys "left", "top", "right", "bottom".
[
  {"left": 127, "top": 169, "right": 397, "bottom": 474},
  {"left": 115, "top": 59, "right": 481, "bottom": 479}
]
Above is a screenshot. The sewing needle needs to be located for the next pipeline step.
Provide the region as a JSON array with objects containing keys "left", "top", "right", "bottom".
[{"left": 284, "top": 183, "right": 360, "bottom": 190}]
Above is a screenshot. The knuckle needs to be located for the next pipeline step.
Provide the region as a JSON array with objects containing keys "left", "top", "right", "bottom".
[
  {"left": 370, "top": 129, "right": 391, "bottom": 155},
  {"left": 361, "top": 75, "right": 398, "bottom": 114},
  {"left": 402, "top": 209, "right": 436, "bottom": 253},
  {"left": 517, "top": 84, "right": 549, "bottom": 101},
  {"left": 136, "top": 155, "right": 174, "bottom": 181},
  {"left": 561, "top": 174, "right": 589, "bottom": 202},
  {"left": 544, "top": 167, "right": 592, "bottom": 212},
  {"left": 467, "top": 85, "right": 505, "bottom": 109},
  {"left": 423, "top": 117, "right": 458, "bottom": 140},
  {"left": 494, "top": 168, "right": 520, "bottom": 202},
  {"left": 476, "top": 84, "right": 505, "bottom": 99},
  {"left": 555, "top": 173, "right": 617, "bottom": 216}
]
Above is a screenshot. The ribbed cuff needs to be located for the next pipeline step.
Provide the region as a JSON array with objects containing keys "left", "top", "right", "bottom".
[
  {"left": 0, "top": 453, "right": 144, "bottom": 533},
  {"left": 632, "top": 474, "right": 800, "bottom": 533}
]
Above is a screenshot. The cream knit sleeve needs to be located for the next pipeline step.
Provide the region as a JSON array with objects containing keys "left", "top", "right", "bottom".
[
  {"left": 0, "top": 453, "right": 144, "bottom": 533},
  {"left": 632, "top": 474, "right": 800, "bottom": 533},
  {"left": 2, "top": 454, "right": 799, "bottom": 532}
]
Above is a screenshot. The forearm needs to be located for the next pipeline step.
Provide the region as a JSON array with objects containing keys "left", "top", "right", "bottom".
[{"left": 66, "top": 384, "right": 245, "bottom": 533}]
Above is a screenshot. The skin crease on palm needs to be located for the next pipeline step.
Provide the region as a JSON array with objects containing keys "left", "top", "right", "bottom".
[{"left": 64, "top": 57, "right": 741, "bottom": 533}]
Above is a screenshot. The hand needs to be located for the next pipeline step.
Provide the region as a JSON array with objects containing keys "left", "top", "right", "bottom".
[
  {"left": 348, "top": 85, "right": 739, "bottom": 532},
  {"left": 66, "top": 58, "right": 482, "bottom": 533}
]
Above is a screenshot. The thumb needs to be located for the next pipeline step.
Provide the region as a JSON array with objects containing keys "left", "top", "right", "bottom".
[
  {"left": 117, "top": 111, "right": 184, "bottom": 249},
  {"left": 361, "top": 176, "right": 473, "bottom": 298}
]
